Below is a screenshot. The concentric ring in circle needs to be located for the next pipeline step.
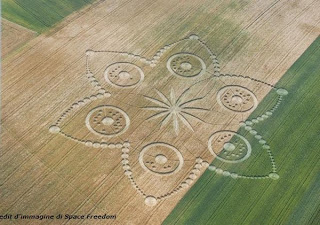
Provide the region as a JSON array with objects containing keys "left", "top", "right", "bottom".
[
  {"left": 85, "top": 105, "right": 130, "bottom": 137},
  {"left": 208, "top": 130, "right": 251, "bottom": 163},
  {"left": 217, "top": 85, "right": 258, "bottom": 113},
  {"left": 139, "top": 142, "right": 184, "bottom": 176},
  {"left": 104, "top": 62, "right": 144, "bottom": 88},
  {"left": 167, "top": 53, "right": 206, "bottom": 78}
]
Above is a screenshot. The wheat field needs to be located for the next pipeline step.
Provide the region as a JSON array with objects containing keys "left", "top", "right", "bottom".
[{"left": 1, "top": 0, "right": 320, "bottom": 224}]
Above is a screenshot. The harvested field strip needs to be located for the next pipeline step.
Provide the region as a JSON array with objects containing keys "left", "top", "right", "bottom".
[
  {"left": 163, "top": 37, "right": 320, "bottom": 225},
  {"left": 1, "top": 19, "right": 37, "bottom": 57},
  {"left": 1, "top": 0, "right": 95, "bottom": 32}
]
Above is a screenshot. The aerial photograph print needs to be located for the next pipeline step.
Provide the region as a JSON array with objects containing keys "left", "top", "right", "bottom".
[{"left": 0, "top": 0, "right": 319, "bottom": 224}]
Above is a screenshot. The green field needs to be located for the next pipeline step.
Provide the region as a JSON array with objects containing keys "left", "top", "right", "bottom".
[
  {"left": 1, "top": 0, "right": 95, "bottom": 32},
  {"left": 163, "top": 37, "right": 320, "bottom": 225}
]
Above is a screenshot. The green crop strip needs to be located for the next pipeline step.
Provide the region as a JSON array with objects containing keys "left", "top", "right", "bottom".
[
  {"left": 1, "top": 0, "right": 95, "bottom": 33},
  {"left": 163, "top": 36, "right": 320, "bottom": 225}
]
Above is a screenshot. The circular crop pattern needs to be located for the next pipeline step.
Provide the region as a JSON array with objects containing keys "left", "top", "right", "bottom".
[
  {"left": 85, "top": 105, "right": 130, "bottom": 137},
  {"left": 167, "top": 53, "right": 206, "bottom": 78},
  {"left": 145, "top": 196, "right": 157, "bottom": 206},
  {"left": 217, "top": 85, "right": 258, "bottom": 113},
  {"left": 208, "top": 130, "right": 251, "bottom": 163},
  {"left": 104, "top": 62, "right": 144, "bottom": 88},
  {"left": 276, "top": 88, "right": 288, "bottom": 96},
  {"left": 139, "top": 142, "right": 184, "bottom": 175}
]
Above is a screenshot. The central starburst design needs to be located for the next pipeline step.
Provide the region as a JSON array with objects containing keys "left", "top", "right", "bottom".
[{"left": 143, "top": 89, "right": 209, "bottom": 134}]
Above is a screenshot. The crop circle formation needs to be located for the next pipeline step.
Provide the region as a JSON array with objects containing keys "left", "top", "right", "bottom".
[
  {"left": 85, "top": 105, "right": 130, "bottom": 137},
  {"left": 217, "top": 85, "right": 258, "bottom": 112},
  {"left": 139, "top": 142, "right": 184, "bottom": 175},
  {"left": 144, "top": 196, "right": 157, "bottom": 206},
  {"left": 208, "top": 130, "right": 252, "bottom": 163},
  {"left": 167, "top": 53, "right": 206, "bottom": 77},
  {"left": 104, "top": 62, "right": 144, "bottom": 88}
]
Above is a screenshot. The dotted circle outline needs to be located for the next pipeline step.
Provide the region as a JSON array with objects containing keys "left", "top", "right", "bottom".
[
  {"left": 139, "top": 142, "right": 184, "bottom": 176},
  {"left": 85, "top": 105, "right": 130, "bottom": 137},
  {"left": 104, "top": 62, "right": 144, "bottom": 88},
  {"left": 166, "top": 53, "right": 206, "bottom": 78},
  {"left": 208, "top": 130, "right": 252, "bottom": 163},
  {"left": 216, "top": 85, "right": 258, "bottom": 113}
]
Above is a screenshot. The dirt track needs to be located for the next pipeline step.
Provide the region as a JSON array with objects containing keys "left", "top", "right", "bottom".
[{"left": 1, "top": 0, "right": 320, "bottom": 224}]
